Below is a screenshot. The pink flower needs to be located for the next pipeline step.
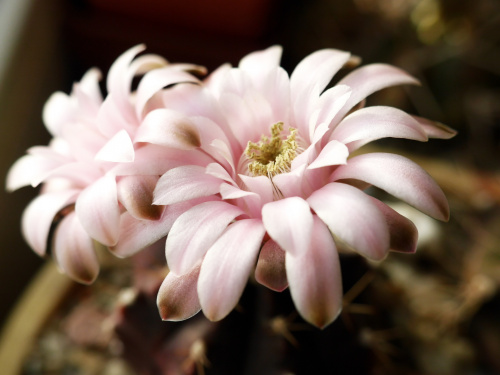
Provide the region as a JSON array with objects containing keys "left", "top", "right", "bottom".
[
  {"left": 6, "top": 45, "right": 204, "bottom": 283},
  {"left": 155, "top": 46, "right": 455, "bottom": 328}
]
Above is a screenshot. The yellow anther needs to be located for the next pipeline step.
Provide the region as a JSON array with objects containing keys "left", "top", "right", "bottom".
[{"left": 245, "top": 122, "right": 298, "bottom": 177}]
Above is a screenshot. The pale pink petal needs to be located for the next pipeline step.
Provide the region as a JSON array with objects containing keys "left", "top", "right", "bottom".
[
  {"left": 6, "top": 153, "right": 65, "bottom": 191},
  {"left": 238, "top": 174, "right": 274, "bottom": 205},
  {"left": 238, "top": 45, "right": 283, "bottom": 83},
  {"left": 205, "top": 163, "right": 236, "bottom": 185},
  {"left": 262, "top": 197, "right": 313, "bottom": 256},
  {"left": 311, "top": 85, "right": 351, "bottom": 141},
  {"left": 198, "top": 219, "right": 265, "bottom": 321},
  {"left": 111, "top": 144, "right": 213, "bottom": 177},
  {"left": 412, "top": 115, "right": 457, "bottom": 139},
  {"left": 75, "top": 174, "right": 121, "bottom": 246},
  {"left": 219, "top": 183, "right": 257, "bottom": 200},
  {"left": 95, "top": 129, "right": 135, "bottom": 162},
  {"left": 135, "top": 68, "right": 199, "bottom": 119},
  {"left": 369, "top": 197, "right": 418, "bottom": 253},
  {"left": 21, "top": 190, "right": 79, "bottom": 256},
  {"left": 110, "top": 198, "right": 214, "bottom": 257},
  {"left": 157, "top": 265, "right": 201, "bottom": 321},
  {"left": 336, "top": 64, "right": 420, "bottom": 118},
  {"left": 153, "top": 165, "right": 221, "bottom": 205},
  {"left": 166, "top": 201, "right": 244, "bottom": 275},
  {"left": 33, "top": 162, "right": 102, "bottom": 188},
  {"left": 255, "top": 239, "right": 288, "bottom": 292},
  {"left": 52, "top": 212, "right": 99, "bottom": 284},
  {"left": 106, "top": 44, "right": 146, "bottom": 123},
  {"left": 307, "top": 182, "right": 390, "bottom": 260},
  {"left": 96, "top": 94, "right": 135, "bottom": 138},
  {"left": 42, "top": 92, "right": 72, "bottom": 136},
  {"left": 286, "top": 215, "right": 342, "bottom": 329},
  {"left": 332, "top": 106, "right": 428, "bottom": 151},
  {"left": 117, "top": 175, "right": 163, "bottom": 220},
  {"left": 290, "top": 49, "right": 351, "bottom": 99},
  {"left": 78, "top": 68, "right": 103, "bottom": 104},
  {"left": 331, "top": 153, "right": 449, "bottom": 221},
  {"left": 271, "top": 165, "right": 306, "bottom": 198},
  {"left": 135, "top": 109, "right": 201, "bottom": 150},
  {"left": 307, "top": 140, "right": 349, "bottom": 169}
]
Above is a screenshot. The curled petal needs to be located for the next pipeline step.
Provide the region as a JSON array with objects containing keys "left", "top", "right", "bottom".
[
  {"left": 154, "top": 165, "right": 221, "bottom": 205},
  {"left": 238, "top": 45, "right": 283, "bottom": 83},
  {"left": 262, "top": 197, "right": 313, "bottom": 256},
  {"left": 157, "top": 265, "right": 201, "bottom": 321},
  {"left": 135, "top": 109, "right": 201, "bottom": 150},
  {"left": 198, "top": 219, "right": 265, "bottom": 321},
  {"left": 21, "top": 190, "right": 79, "bottom": 256},
  {"left": 369, "top": 198, "right": 418, "bottom": 253},
  {"left": 308, "top": 182, "right": 390, "bottom": 260},
  {"left": 95, "top": 129, "right": 135, "bottom": 162},
  {"left": 52, "top": 212, "right": 99, "bottom": 284},
  {"left": 42, "top": 92, "right": 72, "bottom": 137},
  {"left": 166, "top": 201, "right": 244, "bottom": 275},
  {"left": 286, "top": 216, "right": 343, "bottom": 329},
  {"left": 255, "top": 239, "right": 288, "bottom": 292},
  {"left": 75, "top": 174, "right": 121, "bottom": 246},
  {"left": 331, "top": 152, "right": 450, "bottom": 221},
  {"left": 117, "top": 175, "right": 163, "bottom": 220}
]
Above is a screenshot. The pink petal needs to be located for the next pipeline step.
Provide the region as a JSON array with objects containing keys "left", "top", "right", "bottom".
[
  {"left": 307, "top": 140, "right": 349, "bottom": 169},
  {"left": 95, "top": 129, "right": 135, "bottom": 162},
  {"left": 312, "top": 84, "right": 352, "bottom": 140},
  {"left": 153, "top": 165, "right": 221, "bottom": 205},
  {"left": 412, "top": 115, "right": 457, "bottom": 139},
  {"left": 5, "top": 153, "right": 64, "bottom": 191},
  {"left": 21, "top": 190, "right": 79, "bottom": 256},
  {"left": 135, "top": 68, "right": 199, "bottom": 119},
  {"left": 262, "top": 197, "right": 313, "bottom": 256},
  {"left": 286, "top": 215, "right": 342, "bottom": 329},
  {"left": 336, "top": 63, "right": 419, "bottom": 119},
  {"left": 219, "top": 183, "right": 256, "bottom": 200},
  {"left": 52, "top": 212, "right": 99, "bottom": 284},
  {"left": 369, "top": 197, "right": 418, "bottom": 253},
  {"left": 331, "top": 152, "right": 450, "bottom": 221},
  {"left": 255, "top": 239, "right": 288, "bottom": 292},
  {"left": 75, "top": 174, "right": 121, "bottom": 246},
  {"left": 290, "top": 49, "right": 352, "bottom": 99},
  {"left": 332, "top": 106, "right": 428, "bottom": 151},
  {"left": 238, "top": 45, "right": 283, "bottom": 82},
  {"left": 157, "top": 265, "right": 201, "bottom": 321},
  {"left": 117, "top": 175, "right": 163, "bottom": 220},
  {"left": 238, "top": 174, "right": 274, "bottom": 205},
  {"left": 271, "top": 165, "right": 306, "bottom": 198},
  {"left": 198, "top": 219, "right": 265, "bottom": 321},
  {"left": 307, "top": 182, "right": 390, "bottom": 260},
  {"left": 166, "top": 201, "right": 244, "bottom": 275},
  {"left": 42, "top": 92, "right": 72, "bottom": 137},
  {"left": 135, "top": 109, "right": 201, "bottom": 150},
  {"left": 110, "top": 197, "right": 213, "bottom": 257},
  {"left": 106, "top": 44, "right": 146, "bottom": 123}
]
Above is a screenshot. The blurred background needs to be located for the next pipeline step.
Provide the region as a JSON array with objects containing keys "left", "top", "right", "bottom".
[{"left": 0, "top": 0, "right": 499, "bottom": 367}]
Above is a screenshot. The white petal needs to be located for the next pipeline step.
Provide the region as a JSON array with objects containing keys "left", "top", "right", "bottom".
[
  {"left": 307, "top": 140, "right": 349, "bottom": 169},
  {"left": 95, "top": 129, "right": 135, "bottom": 162}
]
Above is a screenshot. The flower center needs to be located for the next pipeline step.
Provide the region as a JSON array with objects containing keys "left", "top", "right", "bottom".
[{"left": 245, "top": 122, "right": 298, "bottom": 177}]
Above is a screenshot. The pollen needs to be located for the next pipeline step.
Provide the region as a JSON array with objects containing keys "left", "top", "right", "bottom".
[{"left": 245, "top": 122, "right": 298, "bottom": 177}]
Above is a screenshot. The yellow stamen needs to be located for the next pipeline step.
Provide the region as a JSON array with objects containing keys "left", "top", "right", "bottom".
[{"left": 245, "top": 122, "right": 298, "bottom": 177}]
